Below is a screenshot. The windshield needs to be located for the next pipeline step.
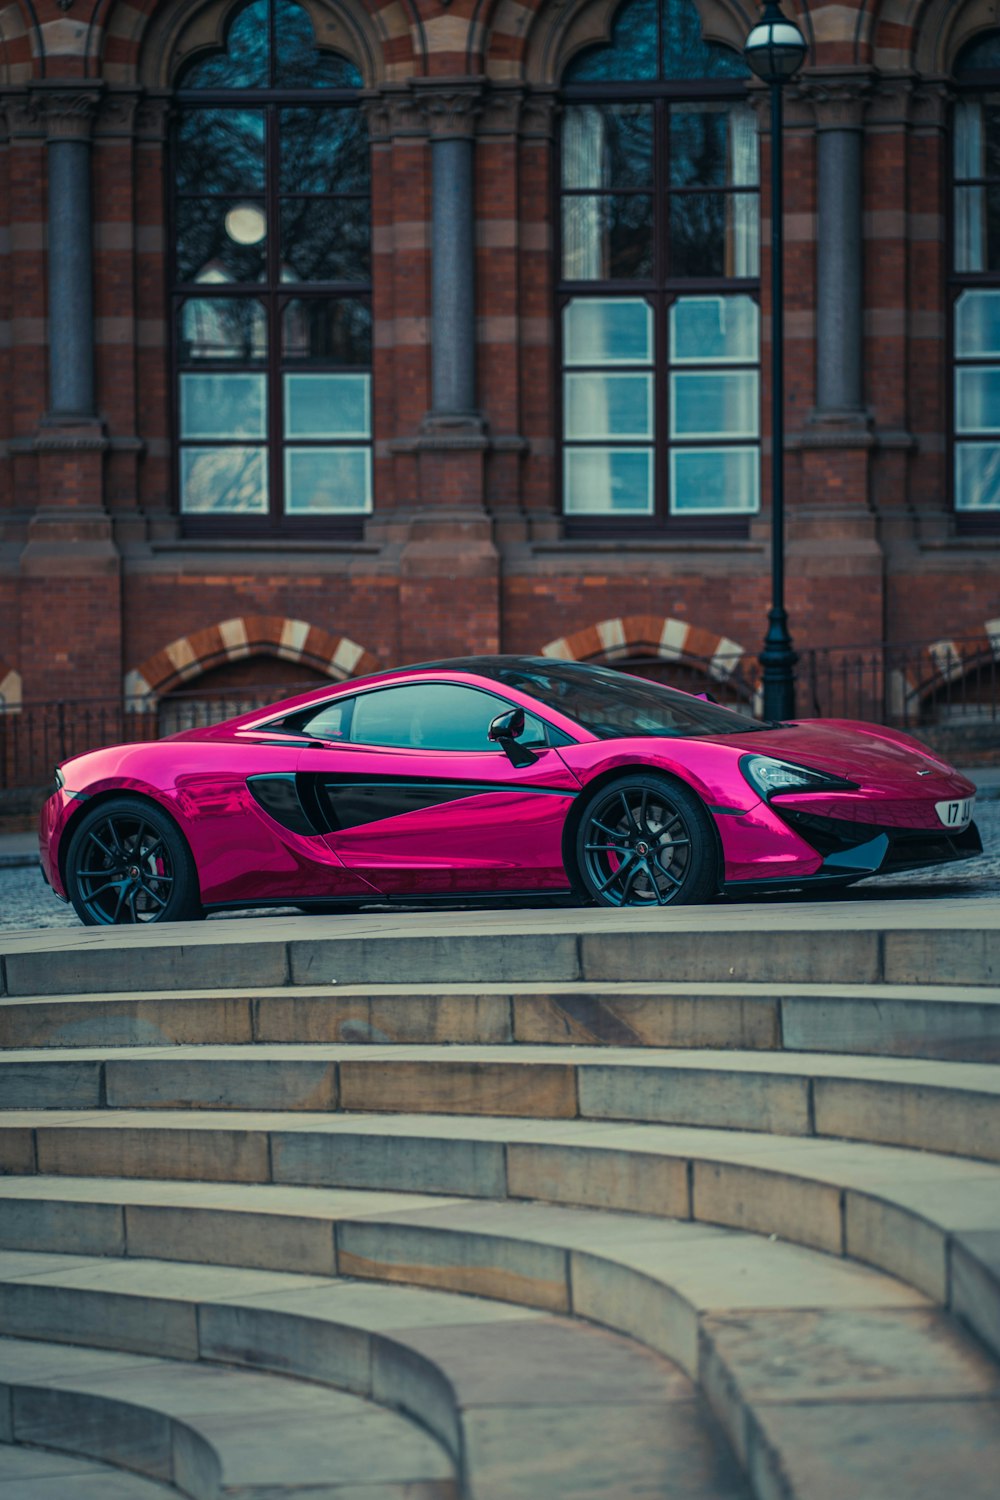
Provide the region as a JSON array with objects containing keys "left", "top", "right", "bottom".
[{"left": 473, "top": 659, "right": 765, "bottom": 739}]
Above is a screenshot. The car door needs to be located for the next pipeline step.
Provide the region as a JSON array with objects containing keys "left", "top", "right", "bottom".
[{"left": 295, "top": 680, "right": 581, "bottom": 894}]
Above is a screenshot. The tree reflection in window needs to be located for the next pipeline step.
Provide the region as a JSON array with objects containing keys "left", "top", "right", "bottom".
[
  {"left": 559, "top": 0, "right": 759, "bottom": 525},
  {"left": 953, "top": 33, "right": 1000, "bottom": 513},
  {"left": 173, "top": 0, "right": 371, "bottom": 523}
]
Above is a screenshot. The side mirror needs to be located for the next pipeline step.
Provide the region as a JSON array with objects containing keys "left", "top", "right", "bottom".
[{"left": 488, "top": 707, "right": 538, "bottom": 768}]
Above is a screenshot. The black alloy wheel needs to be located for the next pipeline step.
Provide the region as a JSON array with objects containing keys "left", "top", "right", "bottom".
[
  {"left": 575, "top": 773, "right": 718, "bottom": 907},
  {"left": 65, "top": 798, "right": 202, "bottom": 926}
]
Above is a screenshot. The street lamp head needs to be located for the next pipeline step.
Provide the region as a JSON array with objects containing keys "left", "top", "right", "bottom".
[{"left": 743, "top": 2, "right": 808, "bottom": 85}]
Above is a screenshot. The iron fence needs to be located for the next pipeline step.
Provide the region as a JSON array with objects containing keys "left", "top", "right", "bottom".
[{"left": 2, "top": 635, "right": 998, "bottom": 792}]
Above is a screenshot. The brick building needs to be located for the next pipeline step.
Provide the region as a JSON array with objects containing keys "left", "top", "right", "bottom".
[{"left": 1, "top": 0, "right": 999, "bottom": 729}]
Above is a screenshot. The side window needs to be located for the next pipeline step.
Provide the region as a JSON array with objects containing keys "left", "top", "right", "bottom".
[
  {"left": 348, "top": 683, "right": 551, "bottom": 751},
  {"left": 296, "top": 697, "right": 354, "bottom": 740}
]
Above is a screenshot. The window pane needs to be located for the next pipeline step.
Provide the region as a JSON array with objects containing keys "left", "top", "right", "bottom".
[
  {"left": 280, "top": 198, "right": 370, "bottom": 281},
  {"left": 280, "top": 108, "right": 369, "bottom": 194},
  {"left": 955, "top": 290, "right": 1000, "bottom": 358},
  {"left": 564, "top": 298, "right": 653, "bottom": 365},
  {"left": 350, "top": 683, "right": 513, "bottom": 751},
  {"left": 284, "top": 373, "right": 370, "bottom": 438},
  {"left": 284, "top": 447, "right": 372, "bottom": 513},
  {"left": 180, "top": 373, "right": 267, "bottom": 438},
  {"left": 175, "top": 111, "right": 265, "bottom": 195},
  {"left": 670, "top": 103, "right": 758, "bottom": 188},
  {"left": 181, "top": 447, "right": 268, "bottom": 513},
  {"left": 956, "top": 367, "right": 1000, "bottom": 433},
  {"left": 669, "top": 193, "right": 758, "bottom": 278},
  {"left": 661, "top": 0, "right": 748, "bottom": 79},
  {"left": 671, "top": 371, "right": 758, "bottom": 439},
  {"left": 274, "top": 0, "right": 362, "bottom": 87},
  {"left": 562, "top": 196, "right": 654, "bottom": 279},
  {"left": 564, "top": 447, "right": 653, "bottom": 513},
  {"left": 955, "top": 184, "right": 1000, "bottom": 272},
  {"left": 561, "top": 105, "right": 653, "bottom": 190},
  {"left": 565, "top": 373, "right": 653, "bottom": 439},
  {"left": 563, "top": 0, "right": 658, "bottom": 82},
  {"left": 282, "top": 298, "right": 372, "bottom": 363},
  {"left": 178, "top": 298, "right": 267, "bottom": 361},
  {"left": 956, "top": 443, "right": 1000, "bottom": 509},
  {"left": 670, "top": 446, "right": 759, "bottom": 513},
  {"left": 177, "top": 0, "right": 269, "bottom": 88},
  {"left": 670, "top": 295, "right": 758, "bottom": 363},
  {"left": 176, "top": 198, "right": 267, "bottom": 283}
]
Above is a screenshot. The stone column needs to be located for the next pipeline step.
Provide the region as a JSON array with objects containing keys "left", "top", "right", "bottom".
[
  {"left": 418, "top": 84, "right": 484, "bottom": 432},
  {"left": 812, "top": 81, "right": 869, "bottom": 418},
  {"left": 46, "top": 94, "right": 100, "bottom": 419}
]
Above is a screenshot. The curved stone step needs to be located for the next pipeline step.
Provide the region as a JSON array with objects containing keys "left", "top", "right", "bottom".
[
  {"left": 0, "top": 1213, "right": 998, "bottom": 1500},
  {"left": 2, "top": 1112, "right": 998, "bottom": 1354},
  {"left": 4, "top": 980, "right": 1000, "bottom": 1061},
  {"left": 3, "top": 1042, "right": 999, "bottom": 1162},
  {"left": 1, "top": 1332, "right": 457, "bottom": 1498},
  {"left": 0, "top": 1440, "right": 179, "bottom": 1499},
  {"left": 3, "top": 901, "right": 999, "bottom": 996},
  {"left": 0, "top": 1259, "right": 748, "bottom": 1500}
]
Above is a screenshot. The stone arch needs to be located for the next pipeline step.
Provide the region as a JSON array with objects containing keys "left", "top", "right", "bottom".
[
  {"left": 539, "top": 614, "right": 750, "bottom": 685},
  {"left": 870, "top": 0, "right": 1000, "bottom": 75},
  {"left": 888, "top": 617, "right": 1000, "bottom": 720},
  {"left": 124, "top": 617, "right": 379, "bottom": 706},
  {"left": 0, "top": 661, "right": 22, "bottom": 711},
  {"left": 486, "top": 0, "right": 759, "bottom": 88},
  {"left": 91, "top": 0, "right": 420, "bottom": 90},
  {"left": 0, "top": 0, "right": 40, "bottom": 84}
]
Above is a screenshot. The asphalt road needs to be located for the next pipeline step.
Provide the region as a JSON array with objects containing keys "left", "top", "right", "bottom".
[{"left": 3, "top": 801, "right": 999, "bottom": 933}]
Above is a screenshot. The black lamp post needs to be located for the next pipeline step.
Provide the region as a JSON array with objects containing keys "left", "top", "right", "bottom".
[{"left": 744, "top": 2, "right": 808, "bottom": 721}]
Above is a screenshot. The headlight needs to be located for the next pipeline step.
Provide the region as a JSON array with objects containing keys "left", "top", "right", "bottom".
[{"left": 740, "top": 754, "right": 857, "bottom": 799}]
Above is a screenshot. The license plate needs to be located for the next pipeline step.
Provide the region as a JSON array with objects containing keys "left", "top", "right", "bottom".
[{"left": 935, "top": 796, "right": 975, "bottom": 829}]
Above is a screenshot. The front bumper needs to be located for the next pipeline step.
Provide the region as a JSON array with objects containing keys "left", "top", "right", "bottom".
[{"left": 725, "top": 804, "right": 982, "bottom": 894}]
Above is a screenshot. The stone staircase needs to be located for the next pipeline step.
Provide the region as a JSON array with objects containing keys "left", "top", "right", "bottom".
[{"left": 1, "top": 905, "right": 1000, "bottom": 1498}]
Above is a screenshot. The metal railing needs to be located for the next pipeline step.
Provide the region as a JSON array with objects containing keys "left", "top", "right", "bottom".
[{"left": 2, "top": 636, "right": 998, "bottom": 792}]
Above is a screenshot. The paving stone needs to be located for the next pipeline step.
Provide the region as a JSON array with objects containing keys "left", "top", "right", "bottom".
[
  {"left": 124, "top": 1203, "right": 337, "bottom": 1275},
  {"left": 36, "top": 1124, "right": 270, "bottom": 1183},
  {"left": 337, "top": 1218, "right": 571, "bottom": 1312},
  {"left": 462, "top": 1400, "right": 749, "bottom": 1500},
  {"left": 4, "top": 940, "right": 290, "bottom": 998},
  {"left": 0, "top": 994, "right": 255, "bottom": 1049},
  {"left": 512, "top": 991, "right": 780, "bottom": 1050},
  {"left": 506, "top": 1142, "right": 690, "bottom": 1217},
  {"left": 271, "top": 1128, "right": 508, "bottom": 1199},
  {"left": 747, "top": 1396, "right": 1000, "bottom": 1500},
  {"left": 105, "top": 1057, "right": 338, "bottom": 1112},
  {"left": 883, "top": 928, "right": 1000, "bottom": 987},
  {"left": 9, "top": 1385, "right": 176, "bottom": 1482},
  {"left": 950, "top": 1230, "right": 1000, "bottom": 1362},
  {"left": 580, "top": 929, "right": 881, "bottom": 986},
  {"left": 780, "top": 991, "right": 1000, "bottom": 1062},
  {"left": 0, "top": 1442, "right": 179, "bottom": 1499},
  {"left": 692, "top": 1161, "right": 844, "bottom": 1256},
  {"left": 578, "top": 1064, "right": 811, "bottom": 1135},
  {"left": 0, "top": 1195, "right": 124, "bottom": 1257},
  {"left": 0, "top": 1279, "right": 200, "bottom": 1360},
  {"left": 339, "top": 1058, "right": 577, "bottom": 1119},
  {"left": 289, "top": 933, "right": 581, "bottom": 987},
  {"left": 813, "top": 1076, "right": 1000, "bottom": 1162},
  {"left": 1, "top": 1060, "right": 102, "bottom": 1109}
]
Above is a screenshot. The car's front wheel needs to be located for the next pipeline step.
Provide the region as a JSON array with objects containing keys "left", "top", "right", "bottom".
[
  {"left": 574, "top": 773, "right": 718, "bottom": 907},
  {"left": 65, "top": 798, "right": 202, "bottom": 926}
]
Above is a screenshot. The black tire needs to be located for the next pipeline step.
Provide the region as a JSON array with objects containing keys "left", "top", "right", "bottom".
[
  {"left": 65, "top": 797, "right": 203, "bottom": 926},
  {"left": 574, "top": 773, "right": 718, "bottom": 908}
]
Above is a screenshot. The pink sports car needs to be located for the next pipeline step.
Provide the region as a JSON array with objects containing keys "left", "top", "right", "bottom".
[{"left": 39, "top": 656, "right": 981, "bottom": 925}]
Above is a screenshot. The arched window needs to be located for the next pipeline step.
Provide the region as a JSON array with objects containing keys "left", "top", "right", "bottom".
[
  {"left": 558, "top": 0, "right": 758, "bottom": 530},
  {"left": 172, "top": 0, "right": 371, "bottom": 530},
  {"left": 953, "top": 31, "right": 1000, "bottom": 519}
]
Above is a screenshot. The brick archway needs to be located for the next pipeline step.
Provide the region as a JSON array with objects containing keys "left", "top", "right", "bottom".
[
  {"left": 888, "top": 617, "right": 1000, "bottom": 718},
  {"left": 0, "top": 661, "right": 22, "bottom": 711},
  {"left": 124, "top": 617, "right": 379, "bottom": 706},
  {"left": 540, "top": 615, "right": 748, "bottom": 684}
]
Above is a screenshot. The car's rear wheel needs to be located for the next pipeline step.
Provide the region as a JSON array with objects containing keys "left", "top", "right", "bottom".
[
  {"left": 574, "top": 773, "right": 718, "bottom": 907},
  {"left": 65, "top": 798, "right": 202, "bottom": 926}
]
